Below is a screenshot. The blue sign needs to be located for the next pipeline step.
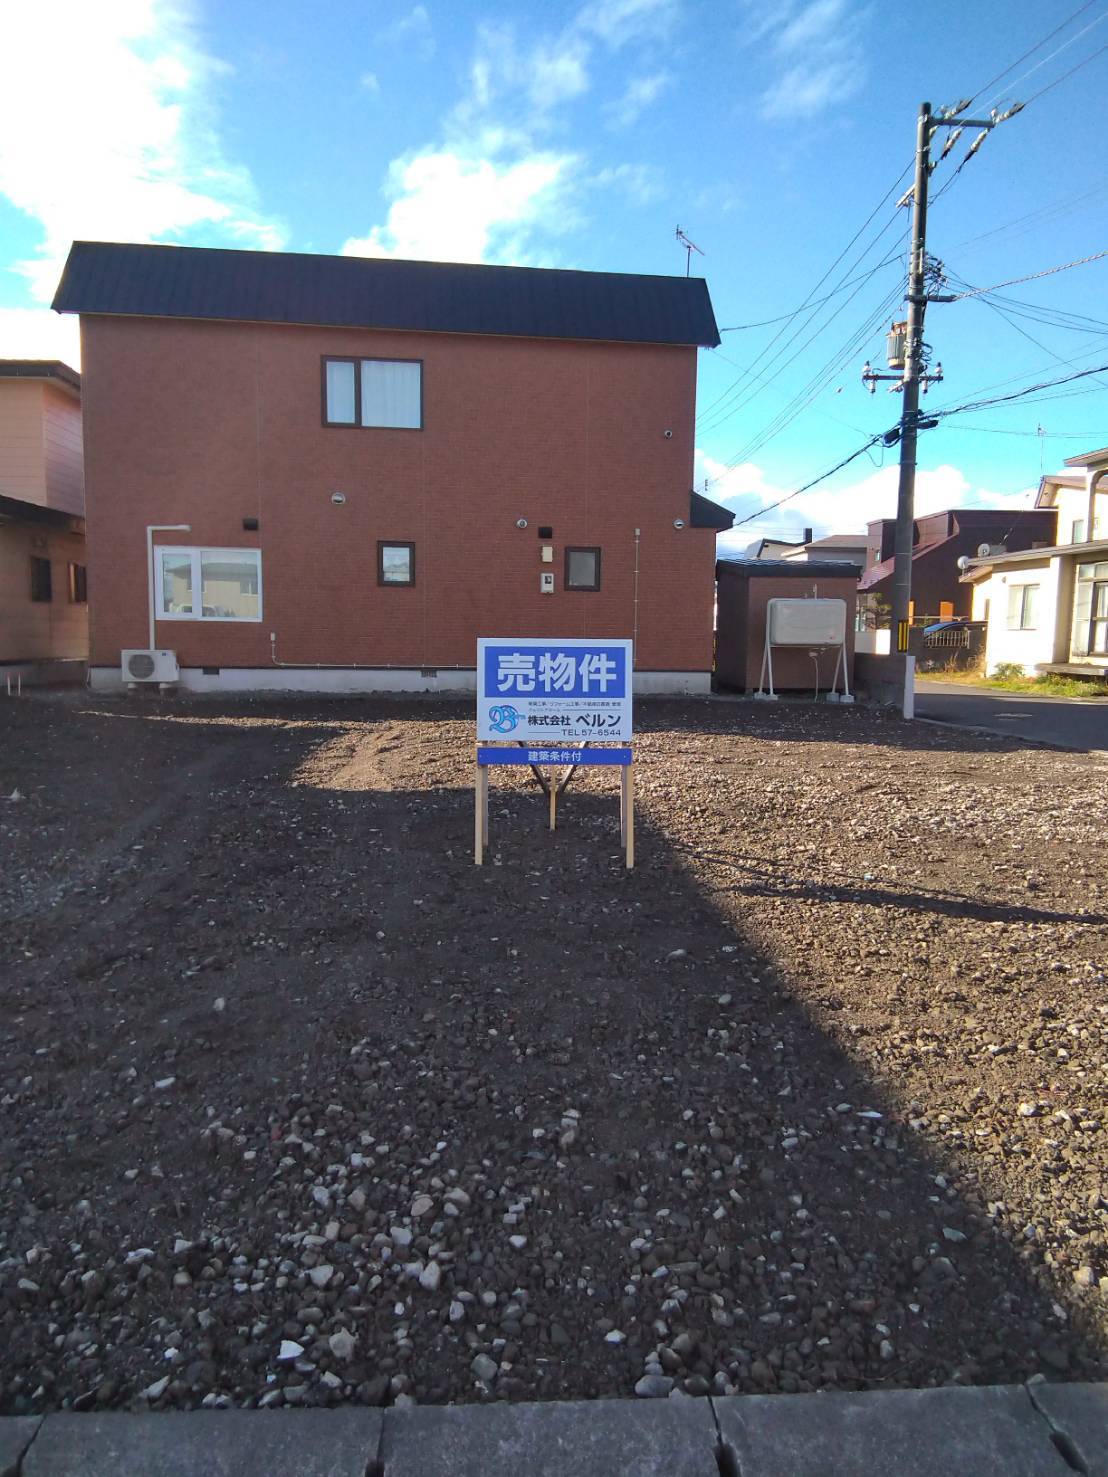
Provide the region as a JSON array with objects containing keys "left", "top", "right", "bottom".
[
  {"left": 478, "top": 746, "right": 632, "bottom": 766},
  {"left": 477, "top": 638, "right": 633, "bottom": 744}
]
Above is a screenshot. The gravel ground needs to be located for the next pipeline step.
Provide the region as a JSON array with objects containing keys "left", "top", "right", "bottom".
[{"left": 1, "top": 691, "right": 1106, "bottom": 1415}]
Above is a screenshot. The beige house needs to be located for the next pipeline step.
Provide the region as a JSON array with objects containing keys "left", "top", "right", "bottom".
[
  {"left": 0, "top": 361, "right": 87, "bottom": 683},
  {"left": 963, "top": 447, "right": 1108, "bottom": 679}
]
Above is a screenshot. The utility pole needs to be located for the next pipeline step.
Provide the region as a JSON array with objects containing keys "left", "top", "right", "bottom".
[
  {"left": 862, "top": 98, "right": 1021, "bottom": 647},
  {"left": 890, "top": 101, "right": 933, "bottom": 640}
]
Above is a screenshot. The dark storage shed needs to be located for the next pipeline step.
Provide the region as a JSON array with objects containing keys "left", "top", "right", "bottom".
[{"left": 715, "top": 558, "right": 861, "bottom": 693}]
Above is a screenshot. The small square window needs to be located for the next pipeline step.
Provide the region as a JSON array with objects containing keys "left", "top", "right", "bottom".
[
  {"left": 30, "top": 556, "right": 52, "bottom": 602},
  {"left": 378, "top": 541, "right": 415, "bottom": 586},
  {"left": 565, "top": 546, "right": 601, "bottom": 591},
  {"left": 68, "top": 562, "right": 88, "bottom": 603}
]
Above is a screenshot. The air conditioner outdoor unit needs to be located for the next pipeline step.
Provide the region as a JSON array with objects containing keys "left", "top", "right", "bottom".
[{"left": 121, "top": 649, "right": 179, "bottom": 686}]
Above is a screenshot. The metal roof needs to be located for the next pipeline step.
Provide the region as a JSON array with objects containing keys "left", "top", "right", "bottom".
[
  {"left": 0, "top": 359, "right": 80, "bottom": 392},
  {"left": 717, "top": 557, "right": 862, "bottom": 577},
  {"left": 52, "top": 242, "right": 721, "bottom": 348},
  {"left": 690, "top": 491, "right": 734, "bottom": 530},
  {"left": 1064, "top": 447, "right": 1108, "bottom": 467}
]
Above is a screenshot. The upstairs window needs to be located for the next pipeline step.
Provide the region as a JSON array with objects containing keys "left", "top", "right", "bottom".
[
  {"left": 323, "top": 357, "right": 422, "bottom": 429},
  {"left": 68, "top": 562, "right": 88, "bottom": 603},
  {"left": 1071, "top": 519, "right": 1086, "bottom": 544},
  {"left": 156, "top": 548, "right": 262, "bottom": 621},
  {"left": 30, "top": 556, "right": 52, "bottom": 602},
  {"left": 565, "top": 547, "right": 601, "bottom": 591}
]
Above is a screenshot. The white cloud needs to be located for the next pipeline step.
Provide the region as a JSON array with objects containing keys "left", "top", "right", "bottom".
[
  {"left": 607, "top": 72, "right": 671, "bottom": 128},
  {"left": 342, "top": 0, "right": 674, "bottom": 268},
  {"left": 0, "top": 0, "right": 285, "bottom": 313},
  {"left": 591, "top": 162, "right": 663, "bottom": 205},
  {"left": 697, "top": 447, "right": 1037, "bottom": 555},
  {"left": 0, "top": 308, "right": 81, "bottom": 368},
  {"left": 744, "top": 0, "right": 867, "bottom": 123},
  {"left": 341, "top": 149, "right": 574, "bottom": 264},
  {"left": 377, "top": 5, "right": 435, "bottom": 59},
  {"left": 360, "top": 71, "right": 380, "bottom": 93}
]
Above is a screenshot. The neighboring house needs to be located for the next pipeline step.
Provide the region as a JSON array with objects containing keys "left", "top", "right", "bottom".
[
  {"left": 53, "top": 241, "right": 732, "bottom": 694},
  {"left": 963, "top": 449, "right": 1108, "bottom": 678},
  {"left": 858, "top": 506, "right": 1057, "bottom": 621},
  {"left": 744, "top": 528, "right": 812, "bottom": 559},
  {"left": 0, "top": 360, "right": 87, "bottom": 684},
  {"left": 715, "top": 558, "right": 860, "bottom": 693},
  {"left": 781, "top": 532, "right": 868, "bottom": 567}
]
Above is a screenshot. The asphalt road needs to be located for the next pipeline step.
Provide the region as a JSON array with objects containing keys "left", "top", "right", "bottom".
[{"left": 916, "top": 681, "right": 1108, "bottom": 752}]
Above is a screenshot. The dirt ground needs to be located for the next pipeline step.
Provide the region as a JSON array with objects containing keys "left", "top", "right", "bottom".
[{"left": 1, "top": 691, "right": 1106, "bottom": 1415}]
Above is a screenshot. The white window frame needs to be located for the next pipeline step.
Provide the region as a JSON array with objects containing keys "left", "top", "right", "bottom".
[
  {"left": 1005, "top": 582, "right": 1039, "bottom": 632},
  {"left": 155, "top": 546, "right": 263, "bottom": 623}
]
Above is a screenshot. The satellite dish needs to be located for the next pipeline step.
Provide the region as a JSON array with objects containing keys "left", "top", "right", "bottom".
[
  {"left": 957, "top": 555, "right": 971, "bottom": 572},
  {"left": 977, "top": 542, "right": 993, "bottom": 558}
]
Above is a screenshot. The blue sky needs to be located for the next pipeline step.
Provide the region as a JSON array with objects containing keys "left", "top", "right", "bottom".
[{"left": 2, "top": 0, "right": 1105, "bottom": 547}]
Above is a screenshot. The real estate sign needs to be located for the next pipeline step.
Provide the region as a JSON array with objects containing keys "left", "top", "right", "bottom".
[{"left": 476, "top": 637, "right": 633, "bottom": 743}]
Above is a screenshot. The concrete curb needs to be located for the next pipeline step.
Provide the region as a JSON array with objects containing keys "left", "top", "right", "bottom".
[{"left": 2, "top": 1381, "right": 1106, "bottom": 1476}]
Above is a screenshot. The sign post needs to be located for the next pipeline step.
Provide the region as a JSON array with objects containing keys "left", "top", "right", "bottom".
[{"left": 475, "top": 637, "right": 634, "bottom": 867}]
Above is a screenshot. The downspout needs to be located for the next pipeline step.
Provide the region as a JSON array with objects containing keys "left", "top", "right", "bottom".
[{"left": 632, "top": 527, "right": 641, "bottom": 667}]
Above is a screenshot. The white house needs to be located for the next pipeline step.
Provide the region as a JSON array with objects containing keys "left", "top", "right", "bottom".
[{"left": 963, "top": 447, "right": 1108, "bottom": 678}]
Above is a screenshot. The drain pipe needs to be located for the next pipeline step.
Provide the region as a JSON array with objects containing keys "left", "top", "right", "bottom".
[
  {"left": 632, "top": 527, "right": 641, "bottom": 666},
  {"left": 147, "top": 524, "right": 191, "bottom": 649}
]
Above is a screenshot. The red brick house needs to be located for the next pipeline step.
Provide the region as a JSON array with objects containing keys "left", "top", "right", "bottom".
[{"left": 52, "top": 242, "right": 731, "bottom": 694}]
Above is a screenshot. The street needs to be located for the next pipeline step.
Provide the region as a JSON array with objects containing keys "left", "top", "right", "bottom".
[{"left": 916, "top": 681, "right": 1108, "bottom": 752}]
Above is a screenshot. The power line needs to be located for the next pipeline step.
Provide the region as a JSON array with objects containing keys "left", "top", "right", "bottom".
[
  {"left": 948, "top": 250, "right": 1108, "bottom": 300},
  {"left": 719, "top": 436, "right": 886, "bottom": 531},
  {"left": 1022, "top": 37, "right": 1108, "bottom": 104},
  {"left": 696, "top": 162, "right": 913, "bottom": 427},
  {"left": 934, "top": 360, "right": 1108, "bottom": 419},
  {"left": 985, "top": 8, "right": 1108, "bottom": 108},
  {"left": 962, "top": 0, "right": 1099, "bottom": 107},
  {"left": 716, "top": 250, "right": 904, "bottom": 331}
]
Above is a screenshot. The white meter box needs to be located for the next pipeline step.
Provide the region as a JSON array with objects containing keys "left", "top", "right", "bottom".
[{"left": 765, "top": 598, "right": 847, "bottom": 647}]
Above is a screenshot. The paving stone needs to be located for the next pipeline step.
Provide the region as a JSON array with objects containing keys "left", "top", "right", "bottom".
[
  {"left": 1029, "top": 1381, "right": 1108, "bottom": 1477},
  {"left": 0, "top": 1417, "right": 42, "bottom": 1477},
  {"left": 379, "top": 1397, "right": 719, "bottom": 1476},
  {"left": 22, "top": 1410, "right": 382, "bottom": 1477},
  {"left": 713, "top": 1385, "right": 1073, "bottom": 1477}
]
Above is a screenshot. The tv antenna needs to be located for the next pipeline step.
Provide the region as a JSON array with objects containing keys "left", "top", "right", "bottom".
[{"left": 675, "top": 225, "right": 704, "bottom": 277}]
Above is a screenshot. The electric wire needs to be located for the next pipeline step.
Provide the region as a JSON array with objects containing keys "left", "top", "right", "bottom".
[
  {"left": 960, "top": 0, "right": 1099, "bottom": 108},
  {"left": 983, "top": 9, "right": 1108, "bottom": 108}
]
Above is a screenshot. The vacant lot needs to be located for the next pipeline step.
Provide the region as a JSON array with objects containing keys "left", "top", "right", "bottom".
[{"left": 1, "top": 692, "right": 1106, "bottom": 1415}]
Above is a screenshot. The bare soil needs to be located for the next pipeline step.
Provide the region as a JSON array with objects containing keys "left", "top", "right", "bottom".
[{"left": 1, "top": 691, "right": 1105, "bottom": 1415}]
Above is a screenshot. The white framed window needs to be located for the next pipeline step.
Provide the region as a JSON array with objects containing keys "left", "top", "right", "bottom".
[
  {"left": 1071, "top": 519, "right": 1086, "bottom": 544},
  {"left": 156, "top": 547, "right": 262, "bottom": 622},
  {"left": 1005, "top": 582, "right": 1039, "bottom": 631},
  {"left": 323, "top": 357, "right": 422, "bottom": 429}
]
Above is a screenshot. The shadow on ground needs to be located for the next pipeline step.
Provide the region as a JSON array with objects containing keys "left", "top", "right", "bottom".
[{"left": 0, "top": 692, "right": 1104, "bottom": 1412}]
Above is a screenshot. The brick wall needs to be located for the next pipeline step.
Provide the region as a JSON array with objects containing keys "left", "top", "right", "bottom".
[{"left": 80, "top": 316, "right": 715, "bottom": 676}]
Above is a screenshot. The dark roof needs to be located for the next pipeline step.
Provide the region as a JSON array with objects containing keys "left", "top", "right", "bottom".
[
  {"left": 717, "top": 557, "right": 862, "bottom": 578},
  {"left": 0, "top": 359, "right": 80, "bottom": 392},
  {"left": 52, "top": 242, "right": 720, "bottom": 348},
  {"left": 690, "top": 490, "right": 734, "bottom": 530}
]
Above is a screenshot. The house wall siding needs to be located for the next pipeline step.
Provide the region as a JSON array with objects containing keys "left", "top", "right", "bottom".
[
  {"left": 979, "top": 557, "right": 1059, "bottom": 674},
  {"left": 41, "top": 383, "right": 85, "bottom": 517},
  {"left": 0, "top": 522, "right": 88, "bottom": 662},
  {"left": 80, "top": 315, "right": 715, "bottom": 679},
  {"left": 0, "top": 381, "right": 47, "bottom": 504}
]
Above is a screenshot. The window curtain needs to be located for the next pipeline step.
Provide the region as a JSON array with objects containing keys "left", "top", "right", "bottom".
[{"left": 361, "top": 360, "right": 421, "bottom": 428}]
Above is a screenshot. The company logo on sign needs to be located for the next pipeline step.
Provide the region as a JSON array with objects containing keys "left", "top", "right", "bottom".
[{"left": 487, "top": 703, "right": 521, "bottom": 734}]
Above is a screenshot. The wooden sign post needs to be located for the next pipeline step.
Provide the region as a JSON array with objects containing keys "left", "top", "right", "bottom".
[{"left": 474, "top": 746, "right": 633, "bottom": 867}]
